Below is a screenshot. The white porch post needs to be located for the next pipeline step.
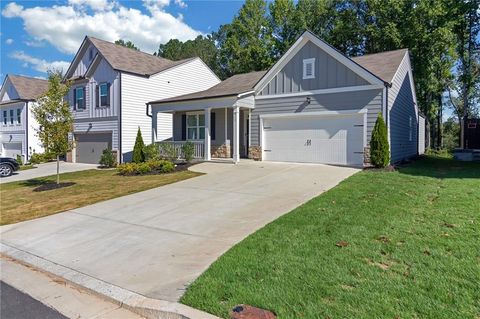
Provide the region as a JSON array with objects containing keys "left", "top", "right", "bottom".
[
  {"left": 151, "top": 109, "right": 157, "bottom": 143},
  {"left": 233, "top": 106, "right": 240, "bottom": 163},
  {"left": 204, "top": 108, "right": 211, "bottom": 161}
]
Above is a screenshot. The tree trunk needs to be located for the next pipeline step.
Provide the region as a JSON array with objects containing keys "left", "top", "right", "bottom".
[
  {"left": 437, "top": 95, "right": 442, "bottom": 149},
  {"left": 56, "top": 155, "right": 60, "bottom": 185}
]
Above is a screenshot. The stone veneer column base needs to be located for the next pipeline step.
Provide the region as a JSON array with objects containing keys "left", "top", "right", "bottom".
[
  {"left": 66, "top": 151, "right": 73, "bottom": 162},
  {"left": 211, "top": 144, "right": 231, "bottom": 158},
  {"left": 363, "top": 146, "right": 371, "bottom": 166},
  {"left": 248, "top": 146, "right": 262, "bottom": 161}
]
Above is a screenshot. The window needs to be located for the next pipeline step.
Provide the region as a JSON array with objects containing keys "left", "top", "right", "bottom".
[
  {"left": 303, "top": 58, "right": 315, "bottom": 79},
  {"left": 9, "top": 110, "right": 14, "bottom": 125},
  {"left": 17, "top": 109, "right": 21, "bottom": 124},
  {"left": 75, "top": 87, "right": 85, "bottom": 110},
  {"left": 99, "top": 83, "right": 109, "bottom": 107},
  {"left": 3, "top": 110, "right": 7, "bottom": 125},
  {"left": 409, "top": 116, "right": 413, "bottom": 142},
  {"left": 186, "top": 113, "right": 205, "bottom": 140},
  {"left": 89, "top": 48, "right": 94, "bottom": 61}
]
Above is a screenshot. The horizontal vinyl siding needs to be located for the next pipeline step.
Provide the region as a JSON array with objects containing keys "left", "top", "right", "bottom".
[
  {"left": 260, "top": 41, "right": 368, "bottom": 95},
  {"left": 74, "top": 119, "right": 119, "bottom": 150},
  {"left": 251, "top": 89, "right": 383, "bottom": 146},
  {"left": 121, "top": 58, "right": 220, "bottom": 161},
  {"left": 388, "top": 53, "right": 418, "bottom": 162},
  {"left": 26, "top": 101, "right": 44, "bottom": 156}
]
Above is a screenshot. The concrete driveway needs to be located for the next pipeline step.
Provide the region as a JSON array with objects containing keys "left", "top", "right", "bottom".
[
  {"left": 0, "top": 161, "right": 358, "bottom": 302},
  {"left": 0, "top": 162, "right": 97, "bottom": 183}
]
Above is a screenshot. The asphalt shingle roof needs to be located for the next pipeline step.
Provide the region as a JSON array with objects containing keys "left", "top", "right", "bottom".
[
  {"left": 88, "top": 37, "right": 195, "bottom": 77},
  {"left": 7, "top": 75, "right": 49, "bottom": 100},
  {"left": 352, "top": 48, "right": 408, "bottom": 83},
  {"left": 151, "top": 71, "right": 267, "bottom": 104}
]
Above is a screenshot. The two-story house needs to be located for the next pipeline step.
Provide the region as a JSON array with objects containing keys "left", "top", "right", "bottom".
[
  {"left": 64, "top": 36, "right": 220, "bottom": 164},
  {"left": 0, "top": 74, "right": 48, "bottom": 162}
]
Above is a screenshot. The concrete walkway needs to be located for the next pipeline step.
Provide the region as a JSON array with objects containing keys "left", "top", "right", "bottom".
[
  {"left": 0, "top": 161, "right": 98, "bottom": 183},
  {"left": 0, "top": 161, "right": 359, "bottom": 302}
]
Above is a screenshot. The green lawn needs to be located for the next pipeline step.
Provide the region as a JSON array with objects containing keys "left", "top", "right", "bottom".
[
  {"left": 181, "top": 156, "right": 480, "bottom": 319},
  {"left": 1, "top": 169, "right": 201, "bottom": 225}
]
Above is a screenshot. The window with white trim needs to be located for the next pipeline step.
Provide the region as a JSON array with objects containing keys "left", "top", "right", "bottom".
[
  {"left": 75, "top": 87, "right": 85, "bottom": 110},
  {"left": 186, "top": 113, "right": 205, "bottom": 140},
  {"left": 17, "top": 108, "right": 21, "bottom": 124},
  {"left": 303, "top": 58, "right": 315, "bottom": 79},
  {"left": 99, "top": 83, "right": 109, "bottom": 107},
  {"left": 2, "top": 110, "right": 7, "bottom": 125},
  {"left": 409, "top": 116, "right": 413, "bottom": 142},
  {"left": 9, "top": 109, "right": 14, "bottom": 125}
]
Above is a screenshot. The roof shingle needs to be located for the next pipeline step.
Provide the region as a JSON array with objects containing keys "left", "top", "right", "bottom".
[
  {"left": 88, "top": 37, "right": 195, "bottom": 76},
  {"left": 7, "top": 75, "right": 49, "bottom": 100},
  {"left": 352, "top": 48, "right": 408, "bottom": 83}
]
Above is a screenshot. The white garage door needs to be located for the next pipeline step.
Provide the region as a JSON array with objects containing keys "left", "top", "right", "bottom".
[
  {"left": 262, "top": 113, "right": 365, "bottom": 166},
  {"left": 3, "top": 143, "right": 23, "bottom": 159}
]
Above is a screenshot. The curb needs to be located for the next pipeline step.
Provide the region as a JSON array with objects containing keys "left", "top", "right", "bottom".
[{"left": 0, "top": 243, "right": 220, "bottom": 319}]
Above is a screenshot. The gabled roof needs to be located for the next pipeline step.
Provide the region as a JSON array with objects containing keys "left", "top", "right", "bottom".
[
  {"left": 4, "top": 75, "right": 49, "bottom": 100},
  {"left": 66, "top": 36, "right": 196, "bottom": 79},
  {"left": 352, "top": 49, "right": 408, "bottom": 83},
  {"left": 150, "top": 71, "right": 266, "bottom": 104}
]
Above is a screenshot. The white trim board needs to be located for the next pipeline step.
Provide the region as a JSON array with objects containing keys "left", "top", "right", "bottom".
[
  {"left": 256, "top": 84, "right": 384, "bottom": 100},
  {"left": 254, "top": 30, "right": 385, "bottom": 93},
  {"left": 259, "top": 109, "right": 367, "bottom": 119}
]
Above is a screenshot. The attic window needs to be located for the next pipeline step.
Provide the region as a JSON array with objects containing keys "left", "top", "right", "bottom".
[
  {"left": 89, "top": 48, "right": 94, "bottom": 61},
  {"left": 303, "top": 58, "right": 315, "bottom": 79}
]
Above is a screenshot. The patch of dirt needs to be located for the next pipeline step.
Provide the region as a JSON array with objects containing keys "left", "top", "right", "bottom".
[
  {"left": 366, "top": 258, "right": 393, "bottom": 270},
  {"left": 174, "top": 162, "right": 197, "bottom": 171},
  {"left": 340, "top": 284, "right": 355, "bottom": 291},
  {"left": 335, "top": 240, "right": 349, "bottom": 247},
  {"left": 33, "top": 182, "right": 75, "bottom": 192},
  {"left": 377, "top": 235, "right": 390, "bottom": 243},
  {"left": 364, "top": 165, "right": 396, "bottom": 172}
]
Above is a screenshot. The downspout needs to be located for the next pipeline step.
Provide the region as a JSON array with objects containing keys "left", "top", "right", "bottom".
[
  {"left": 146, "top": 103, "right": 152, "bottom": 117},
  {"left": 25, "top": 101, "right": 29, "bottom": 163},
  {"left": 118, "top": 73, "right": 122, "bottom": 164}
]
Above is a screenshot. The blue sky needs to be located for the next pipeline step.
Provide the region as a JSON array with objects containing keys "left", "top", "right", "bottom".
[{"left": 0, "top": 0, "right": 244, "bottom": 83}]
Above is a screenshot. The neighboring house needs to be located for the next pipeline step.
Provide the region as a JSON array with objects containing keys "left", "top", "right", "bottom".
[
  {"left": 148, "top": 30, "right": 425, "bottom": 166},
  {"left": 64, "top": 36, "right": 220, "bottom": 164},
  {"left": 0, "top": 75, "right": 48, "bottom": 162}
]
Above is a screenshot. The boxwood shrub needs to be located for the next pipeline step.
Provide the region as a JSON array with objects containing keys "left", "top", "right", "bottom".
[{"left": 117, "top": 159, "right": 175, "bottom": 175}]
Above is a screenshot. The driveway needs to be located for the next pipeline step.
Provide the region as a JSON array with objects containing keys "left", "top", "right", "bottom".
[
  {"left": 0, "top": 161, "right": 359, "bottom": 302},
  {"left": 0, "top": 162, "right": 97, "bottom": 183}
]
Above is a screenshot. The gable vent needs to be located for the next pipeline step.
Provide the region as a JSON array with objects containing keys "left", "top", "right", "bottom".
[{"left": 303, "top": 58, "right": 315, "bottom": 79}]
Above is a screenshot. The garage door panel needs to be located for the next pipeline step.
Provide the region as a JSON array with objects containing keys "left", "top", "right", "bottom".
[
  {"left": 3, "top": 143, "right": 23, "bottom": 158},
  {"left": 263, "top": 114, "right": 364, "bottom": 165},
  {"left": 75, "top": 133, "right": 112, "bottom": 164}
]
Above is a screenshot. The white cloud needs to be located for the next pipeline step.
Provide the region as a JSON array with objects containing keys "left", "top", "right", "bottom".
[
  {"left": 5, "top": 38, "right": 14, "bottom": 45},
  {"left": 2, "top": 1, "right": 201, "bottom": 55},
  {"left": 174, "top": 0, "right": 187, "bottom": 8},
  {"left": 10, "top": 51, "right": 71, "bottom": 73}
]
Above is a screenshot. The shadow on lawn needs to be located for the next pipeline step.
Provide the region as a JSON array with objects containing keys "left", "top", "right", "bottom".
[{"left": 397, "top": 155, "right": 480, "bottom": 179}]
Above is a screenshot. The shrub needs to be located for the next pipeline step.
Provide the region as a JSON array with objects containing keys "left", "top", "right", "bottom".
[
  {"left": 99, "top": 149, "right": 117, "bottom": 168},
  {"left": 182, "top": 141, "right": 194, "bottom": 162},
  {"left": 159, "top": 143, "right": 178, "bottom": 162},
  {"left": 16, "top": 154, "right": 23, "bottom": 165},
  {"left": 370, "top": 113, "right": 390, "bottom": 168},
  {"left": 117, "top": 159, "right": 175, "bottom": 175},
  {"left": 143, "top": 143, "right": 160, "bottom": 161},
  {"left": 132, "top": 127, "right": 145, "bottom": 163},
  {"left": 29, "top": 152, "right": 55, "bottom": 165}
]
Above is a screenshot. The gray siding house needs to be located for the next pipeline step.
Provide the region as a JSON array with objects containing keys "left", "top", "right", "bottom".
[
  {"left": 64, "top": 36, "right": 220, "bottom": 164},
  {"left": 148, "top": 31, "right": 425, "bottom": 166},
  {"left": 0, "top": 75, "right": 48, "bottom": 162}
]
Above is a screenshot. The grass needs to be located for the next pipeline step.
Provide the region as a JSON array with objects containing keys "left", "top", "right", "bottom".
[
  {"left": 181, "top": 156, "right": 480, "bottom": 319},
  {"left": 0, "top": 169, "right": 201, "bottom": 225},
  {"left": 19, "top": 164, "right": 36, "bottom": 171}
]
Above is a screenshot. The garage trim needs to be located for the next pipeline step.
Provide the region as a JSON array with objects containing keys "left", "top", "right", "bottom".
[{"left": 259, "top": 109, "right": 367, "bottom": 165}]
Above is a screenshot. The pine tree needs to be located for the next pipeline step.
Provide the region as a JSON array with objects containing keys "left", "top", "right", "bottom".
[
  {"left": 370, "top": 114, "right": 390, "bottom": 168},
  {"left": 132, "top": 127, "right": 145, "bottom": 163}
]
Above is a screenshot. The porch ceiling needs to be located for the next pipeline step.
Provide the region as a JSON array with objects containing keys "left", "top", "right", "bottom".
[{"left": 150, "top": 94, "right": 253, "bottom": 113}]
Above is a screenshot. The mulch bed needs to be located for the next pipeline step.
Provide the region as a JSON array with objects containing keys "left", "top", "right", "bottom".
[{"left": 33, "top": 182, "right": 76, "bottom": 192}]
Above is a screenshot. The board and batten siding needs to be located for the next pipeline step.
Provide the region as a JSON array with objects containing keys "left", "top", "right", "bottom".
[
  {"left": 251, "top": 89, "right": 383, "bottom": 147},
  {"left": 121, "top": 58, "right": 220, "bottom": 161},
  {"left": 69, "top": 58, "right": 120, "bottom": 120},
  {"left": 259, "top": 41, "right": 368, "bottom": 96},
  {"left": 388, "top": 52, "right": 419, "bottom": 162},
  {"left": 72, "top": 43, "right": 99, "bottom": 78}
]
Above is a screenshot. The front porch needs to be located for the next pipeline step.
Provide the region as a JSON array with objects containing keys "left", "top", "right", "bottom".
[{"left": 151, "top": 99, "right": 255, "bottom": 163}]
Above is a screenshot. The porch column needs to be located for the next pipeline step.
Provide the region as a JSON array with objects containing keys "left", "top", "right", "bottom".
[
  {"left": 204, "top": 107, "right": 211, "bottom": 161},
  {"left": 233, "top": 106, "right": 240, "bottom": 163},
  {"left": 151, "top": 109, "right": 157, "bottom": 143}
]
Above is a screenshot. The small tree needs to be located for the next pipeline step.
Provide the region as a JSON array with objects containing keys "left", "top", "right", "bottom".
[
  {"left": 132, "top": 127, "right": 145, "bottom": 163},
  {"left": 370, "top": 113, "right": 390, "bottom": 168},
  {"left": 32, "top": 71, "right": 73, "bottom": 184}
]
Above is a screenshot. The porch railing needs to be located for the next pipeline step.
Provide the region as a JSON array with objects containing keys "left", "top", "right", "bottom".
[{"left": 156, "top": 141, "right": 205, "bottom": 160}]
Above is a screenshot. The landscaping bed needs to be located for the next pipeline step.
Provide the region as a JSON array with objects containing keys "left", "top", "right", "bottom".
[
  {"left": 0, "top": 169, "right": 202, "bottom": 225},
  {"left": 181, "top": 155, "right": 480, "bottom": 319}
]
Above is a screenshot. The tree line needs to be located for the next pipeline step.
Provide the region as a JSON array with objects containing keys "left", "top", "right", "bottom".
[{"left": 117, "top": 0, "right": 479, "bottom": 149}]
